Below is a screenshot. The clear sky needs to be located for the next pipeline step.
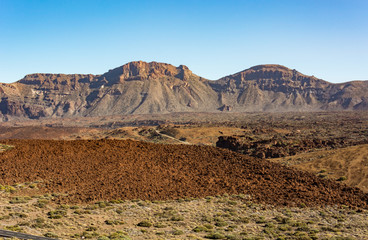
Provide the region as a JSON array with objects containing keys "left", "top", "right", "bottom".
[{"left": 0, "top": 0, "right": 367, "bottom": 83}]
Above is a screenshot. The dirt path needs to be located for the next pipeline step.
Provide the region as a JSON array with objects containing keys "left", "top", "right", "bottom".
[{"left": 156, "top": 131, "right": 191, "bottom": 145}]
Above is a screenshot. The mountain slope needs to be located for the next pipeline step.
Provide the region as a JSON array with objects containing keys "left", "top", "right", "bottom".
[
  {"left": 83, "top": 61, "right": 218, "bottom": 116},
  {"left": 0, "top": 61, "right": 367, "bottom": 121},
  {"left": 0, "top": 61, "right": 219, "bottom": 120},
  {"left": 211, "top": 64, "right": 339, "bottom": 111}
]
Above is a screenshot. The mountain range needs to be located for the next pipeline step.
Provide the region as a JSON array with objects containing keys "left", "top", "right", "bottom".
[{"left": 0, "top": 61, "right": 367, "bottom": 121}]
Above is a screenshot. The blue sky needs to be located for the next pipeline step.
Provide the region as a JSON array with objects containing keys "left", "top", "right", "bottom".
[{"left": 0, "top": 0, "right": 367, "bottom": 83}]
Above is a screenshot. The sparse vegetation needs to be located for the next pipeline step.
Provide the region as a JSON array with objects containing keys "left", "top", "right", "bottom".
[
  {"left": 0, "top": 184, "right": 366, "bottom": 239},
  {"left": 9, "top": 196, "right": 31, "bottom": 204},
  {"left": 0, "top": 184, "right": 16, "bottom": 193},
  {"left": 205, "top": 232, "right": 225, "bottom": 239}
]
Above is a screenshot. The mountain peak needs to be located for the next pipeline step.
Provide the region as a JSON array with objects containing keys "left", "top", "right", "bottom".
[
  {"left": 248, "top": 64, "right": 292, "bottom": 71},
  {"left": 101, "top": 61, "right": 194, "bottom": 83},
  {"left": 220, "top": 64, "right": 321, "bottom": 83}
]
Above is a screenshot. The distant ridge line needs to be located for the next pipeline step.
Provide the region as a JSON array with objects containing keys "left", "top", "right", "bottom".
[{"left": 0, "top": 60, "right": 366, "bottom": 121}]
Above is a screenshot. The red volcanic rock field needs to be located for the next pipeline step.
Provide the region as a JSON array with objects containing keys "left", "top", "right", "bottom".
[{"left": 0, "top": 139, "right": 367, "bottom": 208}]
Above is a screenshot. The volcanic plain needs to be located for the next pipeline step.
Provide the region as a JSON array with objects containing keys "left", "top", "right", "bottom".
[{"left": 0, "top": 111, "right": 367, "bottom": 239}]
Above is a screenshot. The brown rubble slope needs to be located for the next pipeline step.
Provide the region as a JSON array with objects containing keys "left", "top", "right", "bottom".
[
  {"left": 0, "top": 62, "right": 367, "bottom": 121},
  {"left": 0, "top": 139, "right": 367, "bottom": 208}
]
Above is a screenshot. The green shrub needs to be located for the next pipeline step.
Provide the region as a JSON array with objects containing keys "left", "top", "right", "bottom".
[
  {"left": 170, "top": 215, "right": 184, "bottom": 221},
  {"left": 31, "top": 217, "right": 49, "bottom": 229},
  {"left": 108, "top": 231, "right": 131, "bottom": 240},
  {"left": 137, "top": 220, "right": 152, "bottom": 227},
  {"left": 227, "top": 200, "right": 238, "bottom": 206},
  {"left": 236, "top": 217, "right": 250, "bottom": 223},
  {"left": 86, "top": 226, "right": 98, "bottom": 231},
  {"left": 105, "top": 220, "right": 123, "bottom": 225},
  {"left": 226, "top": 235, "right": 241, "bottom": 240},
  {"left": 172, "top": 229, "right": 184, "bottom": 235},
  {"left": 205, "top": 232, "right": 225, "bottom": 239},
  {"left": 47, "top": 210, "right": 67, "bottom": 219},
  {"left": 278, "top": 224, "right": 292, "bottom": 231},
  {"left": 73, "top": 209, "right": 91, "bottom": 215},
  {"left": 255, "top": 216, "right": 266, "bottom": 224},
  {"left": 204, "top": 224, "right": 214, "bottom": 230},
  {"left": 5, "top": 225, "right": 22, "bottom": 232},
  {"left": 9, "top": 212, "right": 28, "bottom": 218},
  {"left": 215, "top": 221, "right": 228, "bottom": 227},
  {"left": 57, "top": 204, "right": 70, "bottom": 210},
  {"left": 44, "top": 232, "right": 58, "bottom": 238},
  {"left": 154, "top": 222, "right": 167, "bottom": 228},
  {"left": 337, "top": 176, "right": 347, "bottom": 181},
  {"left": 116, "top": 209, "right": 123, "bottom": 214},
  {"left": 34, "top": 199, "right": 49, "bottom": 208},
  {"left": 81, "top": 231, "right": 99, "bottom": 239},
  {"left": 193, "top": 226, "right": 207, "bottom": 232}
]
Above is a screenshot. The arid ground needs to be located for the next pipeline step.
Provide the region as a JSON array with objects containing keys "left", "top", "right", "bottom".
[{"left": 0, "top": 111, "right": 367, "bottom": 239}]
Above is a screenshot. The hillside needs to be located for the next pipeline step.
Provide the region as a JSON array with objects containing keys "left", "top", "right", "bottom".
[
  {"left": 0, "top": 61, "right": 367, "bottom": 121},
  {"left": 272, "top": 144, "right": 368, "bottom": 193},
  {"left": 1, "top": 139, "right": 367, "bottom": 207}
]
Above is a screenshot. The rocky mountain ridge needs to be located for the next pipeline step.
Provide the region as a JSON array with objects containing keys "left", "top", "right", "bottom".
[{"left": 0, "top": 61, "right": 367, "bottom": 121}]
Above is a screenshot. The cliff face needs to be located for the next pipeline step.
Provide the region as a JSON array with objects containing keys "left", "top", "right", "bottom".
[
  {"left": 0, "top": 61, "right": 367, "bottom": 121},
  {"left": 0, "top": 74, "right": 96, "bottom": 120},
  {"left": 100, "top": 61, "right": 194, "bottom": 84}
]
